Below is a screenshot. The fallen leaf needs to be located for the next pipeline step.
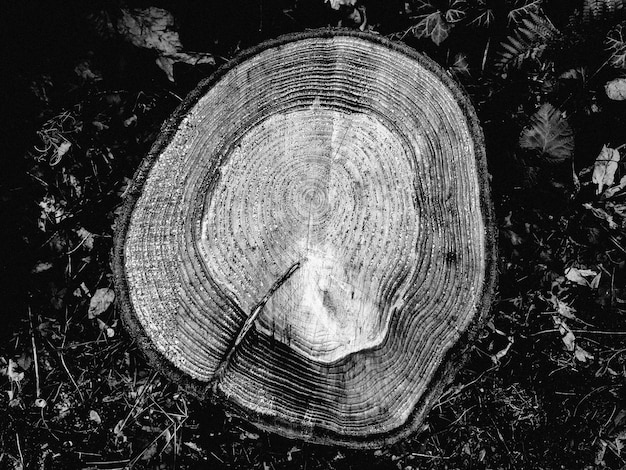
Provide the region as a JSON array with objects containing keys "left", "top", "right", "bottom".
[
  {"left": 593, "top": 145, "right": 621, "bottom": 194},
  {"left": 116, "top": 8, "right": 215, "bottom": 82},
  {"left": 88, "top": 288, "right": 115, "bottom": 319},
  {"left": 605, "top": 78, "right": 626, "bottom": 100},
  {"left": 240, "top": 431, "right": 260, "bottom": 440},
  {"left": 327, "top": 0, "right": 357, "bottom": 9},
  {"left": 603, "top": 175, "right": 626, "bottom": 199},
  {"left": 553, "top": 316, "right": 576, "bottom": 352},
  {"left": 97, "top": 318, "right": 115, "bottom": 337},
  {"left": 450, "top": 52, "right": 470, "bottom": 77},
  {"left": 583, "top": 203, "right": 619, "bottom": 229},
  {"left": 31, "top": 261, "right": 53, "bottom": 274},
  {"left": 7, "top": 359, "right": 24, "bottom": 383},
  {"left": 89, "top": 410, "right": 102, "bottom": 424},
  {"left": 574, "top": 345, "right": 594, "bottom": 362},
  {"left": 74, "top": 61, "right": 101, "bottom": 81},
  {"left": 75, "top": 227, "right": 95, "bottom": 251},
  {"left": 491, "top": 336, "right": 514, "bottom": 363},
  {"left": 565, "top": 267, "right": 599, "bottom": 286},
  {"left": 140, "top": 440, "right": 160, "bottom": 461},
  {"left": 553, "top": 297, "right": 577, "bottom": 319},
  {"left": 590, "top": 272, "right": 602, "bottom": 289},
  {"left": 51, "top": 141, "right": 71, "bottom": 166},
  {"left": 520, "top": 104, "right": 574, "bottom": 164},
  {"left": 287, "top": 446, "right": 301, "bottom": 461},
  {"left": 38, "top": 195, "right": 66, "bottom": 231}
]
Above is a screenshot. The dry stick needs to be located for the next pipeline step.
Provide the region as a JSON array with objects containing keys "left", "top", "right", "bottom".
[
  {"left": 59, "top": 317, "right": 85, "bottom": 402},
  {"left": 15, "top": 433, "right": 24, "bottom": 467},
  {"left": 27, "top": 306, "right": 42, "bottom": 403},
  {"left": 212, "top": 261, "right": 302, "bottom": 386},
  {"left": 531, "top": 328, "right": 626, "bottom": 336}
]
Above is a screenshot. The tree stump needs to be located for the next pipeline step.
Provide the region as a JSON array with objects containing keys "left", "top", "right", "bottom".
[{"left": 114, "top": 30, "right": 497, "bottom": 448}]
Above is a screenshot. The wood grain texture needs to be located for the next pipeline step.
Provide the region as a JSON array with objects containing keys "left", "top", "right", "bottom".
[{"left": 114, "top": 29, "right": 497, "bottom": 448}]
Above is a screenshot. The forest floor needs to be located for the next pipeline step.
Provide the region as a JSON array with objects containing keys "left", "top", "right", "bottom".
[{"left": 1, "top": 1, "right": 626, "bottom": 469}]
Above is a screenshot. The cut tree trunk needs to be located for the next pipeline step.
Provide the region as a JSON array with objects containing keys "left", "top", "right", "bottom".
[{"left": 114, "top": 29, "right": 497, "bottom": 448}]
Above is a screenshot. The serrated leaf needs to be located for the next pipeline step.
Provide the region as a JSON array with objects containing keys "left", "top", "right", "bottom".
[
  {"left": 605, "top": 77, "right": 626, "bottom": 100},
  {"left": 593, "top": 145, "right": 621, "bottom": 194},
  {"left": 520, "top": 104, "right": 574, "bottom": 163},
  {"left": 88, "top": 288, "right": 115, "bottom": 319}
]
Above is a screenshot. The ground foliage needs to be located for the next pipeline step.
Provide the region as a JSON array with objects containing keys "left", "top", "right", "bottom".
[{"left": 1, "top": 0, "right": 626, "bottom": 469}]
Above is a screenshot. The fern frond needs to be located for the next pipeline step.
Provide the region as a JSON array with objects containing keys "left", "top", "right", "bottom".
[
  {"left": 520, "top": 103, "right": 574, "bottom": 164},
  {"left": 583, "top": 0, "right": 626, "bottom": 23},
  {"left": 496, "top": 10, "right": 558, "bottom": 71}
]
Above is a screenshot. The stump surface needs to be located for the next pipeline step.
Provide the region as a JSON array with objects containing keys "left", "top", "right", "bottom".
[{"left": 115, "top": 30, "right": 497, "bottom": 448}]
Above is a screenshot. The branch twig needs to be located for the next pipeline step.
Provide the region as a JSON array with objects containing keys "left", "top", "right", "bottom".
[{"left": 212, "top": 261, "right": 301, "bottom": 386}]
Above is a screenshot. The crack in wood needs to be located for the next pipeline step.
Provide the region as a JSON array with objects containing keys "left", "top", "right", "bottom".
[{"left": 211, "top": 260, "right": 301, "bottom": 388}]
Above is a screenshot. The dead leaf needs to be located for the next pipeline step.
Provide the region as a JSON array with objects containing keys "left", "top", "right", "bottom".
[
  {"left": 520, "top": 104, "right": 574, "bottom": 163},
  {"left": 450, "top": 52, "right": 470, "bottom": 77},
  {"left": 50, "top": 141, "right": 71, "bottom": 166},
  {"left": 32, "top": 261, "right": 53, "bottom": 274},
  {"left": 583, "top": 203, "right": 619, "bottom": 229},
  {"left": 75, "top": 227, "right": 95, "bottom": 251},
  {"left": 574, "top": 345, "right": 594, "bottom": 362},
  {"left": 604, "top": 175, "right": 626, "bottom": 199},
  {"left": 116, "top": 8, "right": 215, "bottom": 82},
  {"left": 491, "top": 336, "right": 514, "bottom": 363},
  {"left": 553, "top": 297, "right": 577, "bottom": 319},
  {"left": 565, "top": 267, "right": 599, "bottom": 286},
  {"left": 88, "top": 288, "right": 115, "bottom": 319},
  {"left": 7, "top": 359, "right": 24, "bottom": 383},
  {"left": 287, "top": 446, "right": 301, "bottom": 462},
  {"left": 593, "top": 145, "right": 621, "bottom": 194},
  {"left": 327, "top": 0, "right": 357, "bottom": 9},
  {"left": 38, "top": 195, "right": 66, "bottom": 231},
  {"left": 97, "top": 318, "right": 115, "bottom": 337},
  {"left": 553, "top": 316, "right": 576, "bottom": 351},
  {"left": 89, "top": 410, "right": 102, "bottom": 424},
  {"left": 605, "top": 78, "right": 626, "bottom": 100},
  {"left": 239, "top": 431, "right": 260, "bottom": 440}
]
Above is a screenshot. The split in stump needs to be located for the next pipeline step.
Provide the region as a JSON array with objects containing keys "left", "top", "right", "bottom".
[{"left": 114, "top": 30, "right": 497, "bottom": 448}]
